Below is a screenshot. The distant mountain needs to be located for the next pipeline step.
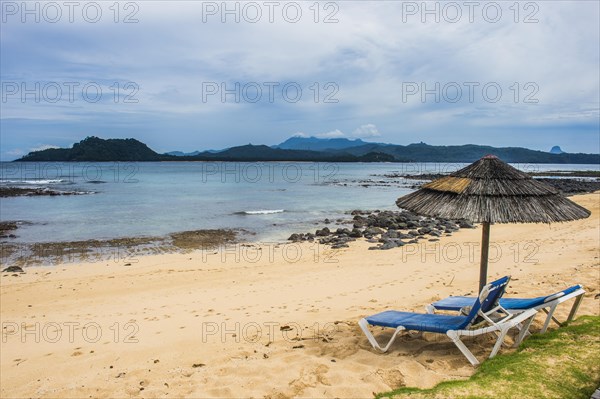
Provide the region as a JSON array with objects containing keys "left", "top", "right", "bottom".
[
  {"left": 333, "top": 142, "right": 599, "bottom": 164},
  {"left": 275, "top": 136, "right": 373, "bottom": 151},
  {"left": 17, "top": 136, "right": 163, "bottom": 162},
  {"left": 15, "top": 139, "right": 393, "bottom": 163},
  {"left": 189, "top": 144, "right": 395, "bottom": 162},
  {"left": 15, "top": 136, "right": 600, "bottom": 164},
  {"left": 550, "top": 146, "right": 565, "bottom": 154}
]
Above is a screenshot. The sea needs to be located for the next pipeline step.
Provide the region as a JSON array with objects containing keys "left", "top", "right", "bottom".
[{"left": 1, "top": 162, "right": 598, "bottom": 244}]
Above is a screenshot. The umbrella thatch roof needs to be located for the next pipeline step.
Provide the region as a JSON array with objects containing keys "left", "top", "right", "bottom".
[{"left": 396, "top": 155, "right": 591, "bottom": 223}]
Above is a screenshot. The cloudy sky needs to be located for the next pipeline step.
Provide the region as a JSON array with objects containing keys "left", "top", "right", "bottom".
[{"left": 1, "top": 0, "right": 599, "bottom": 160}]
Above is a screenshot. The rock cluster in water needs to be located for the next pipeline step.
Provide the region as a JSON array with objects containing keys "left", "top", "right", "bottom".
[
  {"left": 288, "top": 210, "right": 474, "bottom": 250},
  {"left": 536, "top": 179, "right": 600, "bottom": 195},
  {"left": 0, "top": 187, "right": 93, "bottom": 197}
]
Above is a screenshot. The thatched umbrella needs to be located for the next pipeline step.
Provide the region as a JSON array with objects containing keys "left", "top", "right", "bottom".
[{"left": 396, "top": 155, "right": 591, "bottom": 291}]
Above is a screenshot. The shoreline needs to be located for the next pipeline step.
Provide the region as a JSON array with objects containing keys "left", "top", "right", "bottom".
[
  {"left": 2, "top": 188, "right": 597, "bottom": 268},
  {"left": 1, "top": 192, "right": 598, "bottom": 397},
  {"left": 0, "top": 208, "right": 472, "bottom": 267}
]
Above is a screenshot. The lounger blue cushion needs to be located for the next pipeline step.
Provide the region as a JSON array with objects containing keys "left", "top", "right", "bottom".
[
  {"left": 431, "top": 296, "right": 478, "bottom": 311},
  {"left": 432, "top": 285, "right": 583, "bottom": 311},
  {"left": 366, "top": 310, "right": 471, "bottom": 334}
]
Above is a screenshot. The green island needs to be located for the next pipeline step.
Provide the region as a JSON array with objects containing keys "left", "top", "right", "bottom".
[{"left": 15, "top": 136, "right": 600, "bottom": 164}]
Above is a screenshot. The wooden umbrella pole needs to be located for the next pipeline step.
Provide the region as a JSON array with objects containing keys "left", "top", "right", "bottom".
[{"left": 479, "top": 222, "right": 491, "bottom": 292}]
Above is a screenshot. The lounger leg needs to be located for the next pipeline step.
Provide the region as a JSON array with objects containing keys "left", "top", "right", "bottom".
[
  {"left": 425, "top": 305, "right": 436, "bottom": 314},
  {"left": 489, "top": 326, "right": 510, "bottom": 358},
  {"left": 514, "top": 321, "right": 531, "bottom": 338},
  {"left": 358, "top": 319, "right": 405, "bottom": 353},
  {"left": 446, "top": 331, "right": 479, "bottom": 366},
  {"left": 541, "top": 303, "right": 558, "bottom": 333},
  {"left": 567, "top": 294, "right": 583, "bottom": 323},
  {"left": 514, "top": 312, "right": 536, "bottom": 347}
]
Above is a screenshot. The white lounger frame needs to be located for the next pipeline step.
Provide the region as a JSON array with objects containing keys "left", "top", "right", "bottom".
[
  {"left": 533, "top": 287, "right": 585, "bottom": 333},
  {"left": 425, "top": 286, "right": 586, "bottom": 334},
  {"left": 359, "top": 307, "right": 538, "bottom": 366}
]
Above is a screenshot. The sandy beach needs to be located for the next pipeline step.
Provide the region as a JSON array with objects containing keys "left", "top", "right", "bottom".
[{"left": 1, "top": 192, "right": 598, "bottom": 398}]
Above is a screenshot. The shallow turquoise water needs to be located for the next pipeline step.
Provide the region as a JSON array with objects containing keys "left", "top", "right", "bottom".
[{"left": 1, "top": 162, "right": 597, "bottom": 243}]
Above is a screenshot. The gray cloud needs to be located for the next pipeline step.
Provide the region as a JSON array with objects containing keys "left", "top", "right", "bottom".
[{"left": 1, "top": 0, "right": 598, "bottom": 159}]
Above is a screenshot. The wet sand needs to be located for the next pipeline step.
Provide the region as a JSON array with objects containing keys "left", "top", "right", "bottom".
[{"left": 1, "top": 229, "right": 238, "bottom": 267}]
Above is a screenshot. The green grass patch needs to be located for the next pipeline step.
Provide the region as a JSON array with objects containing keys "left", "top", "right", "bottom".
[{"left": 377, "top": 316, "right": 600, "bottom": 399}]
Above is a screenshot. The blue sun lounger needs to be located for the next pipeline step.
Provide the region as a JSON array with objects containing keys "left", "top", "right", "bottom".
[
  {"left": 425, "top": 284, "right": 585, "bottom": 334},
  {"left": 359, "top": 276, "right": 538, "bottom": 366}
]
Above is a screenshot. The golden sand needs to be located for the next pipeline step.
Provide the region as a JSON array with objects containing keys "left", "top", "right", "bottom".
[{"left": 1, "top": 192, "right": 598, "bottom": 398}]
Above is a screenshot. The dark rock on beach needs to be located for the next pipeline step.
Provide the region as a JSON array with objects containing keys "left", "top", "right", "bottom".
[
  {"left": 336, "top": 227, "right": 351, "bottom": 235},
  {"left": 349, "top": 228, "right": 363, "bottom": 238},
  {"left": 315, "top": 227, "right": 331, "bottom": 237},
  {"left": 458, "top": 220, "right": 475, "bottom": 229},
  {"left": 288, "top": 209, "right": 474, "bottom": 250},
  {"left": 288, "top": 233, "right": 303, "bottom": 242},
  {"left": 288, "top": 232, "right": 316, "bottom": 242},
  {"left": 364, "top": 227, "right": 384, "bottom": 236},
  {"left": 2, "top": 266, "right": 24, "bottom": 273}
]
